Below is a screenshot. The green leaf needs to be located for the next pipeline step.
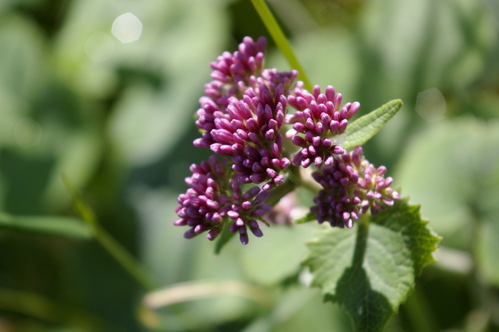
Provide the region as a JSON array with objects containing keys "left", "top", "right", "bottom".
[
  {"left": 240, "top": 224, "right": 315, "bottom": 285},
  {"left": 295, "top": 212, "right": 316, "bottom": 224},
  {"left": 303, "top": 199, "right": 439, "bottom": 332},
  {"left": 343, "top": 100, "right": 403, "bottom": 150},
  {"left": 0, "top": 212, "right": 91, "bottom": 239},
  {"left": 214, "top": 218, "right": 236, "bottom": 255}
]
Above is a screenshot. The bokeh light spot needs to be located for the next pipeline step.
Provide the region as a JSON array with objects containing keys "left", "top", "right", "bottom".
[{"left": 111, "top": 13, "right": 142, "bottom": 43}]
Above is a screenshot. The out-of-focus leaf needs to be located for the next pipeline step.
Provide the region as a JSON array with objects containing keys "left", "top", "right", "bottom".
[
  {"left": 0, "top": 212, "right": 90, "bottom": 239},
  {"left": 0, "top": 83, "right": 102, "bottom": 213},
  {"left": 343, "top": 99, "right": 402, "bottom": 150},
  {"left": 266, "top": 29, "right": 359, "bottom": 102},
  {"left": 52, "top": 0, "right": 230, "bottom": 166},
  {"left": 214, "top": 219, "right": 236, "bottom": 255},
  {"left": 396, "top": 118, "right": 499, "bottom": 285},
  {"left": 240, "top": 223, "right": 315, "bottom": 285},
  {"left": 131, "top": 186, "right": 260, "bottom": 329},
  {"left": 303, "top": 199, "right": 439, "bottom": 332},
  {"left": 243, "top": 286, "right": 352, "bottom": 332},
  {"left": 0, "top": 14, "right": 45, "bottom": 100},
  {"left": 0, "top": 12, "right": 102, "bottom": 213},
  {"left": 0, "top": 288, "right": 123, "bottom": 332},
  {"left": 359, "top": 0, "right": 497, "bottom": 94}
]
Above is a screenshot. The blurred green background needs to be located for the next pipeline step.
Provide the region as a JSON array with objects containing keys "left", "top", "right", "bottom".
[{"left": 0, "top": 0, "right": 498, "bottom": 331}]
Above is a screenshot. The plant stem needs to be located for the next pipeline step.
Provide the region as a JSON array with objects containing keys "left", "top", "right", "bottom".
[
  {"left": 143, "top": 280, "right": 272, "bottom": 309},
  {"left": 250, "top": 0, "right": 313, "bottom": 91},
  {"left": 62, "top": 175, "right": 158, "bottom": 291},
  {"left": 91, "top": 223, "right": 158, "bottom": 291},
  {"left": 352, "top": 214, "right": 369, "bottom": 267}
]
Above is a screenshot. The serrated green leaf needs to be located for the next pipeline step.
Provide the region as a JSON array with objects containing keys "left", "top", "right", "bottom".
[
  {"left": 303, "top": 199, "right": 439, "bottom": 332},
  {"left": 343, "top": 100, "right": 403, "bottom": 150},
  {"left": 0, "top": 212, "right": 91, "bottom": 239}
]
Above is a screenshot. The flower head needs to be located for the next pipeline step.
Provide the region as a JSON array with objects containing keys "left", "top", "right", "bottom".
[
  {"left": 286, "top": 85, "right": 359, "bottom": 168},
  {"left": 176, "top": 36, "right": 403, "bottom": 247}
]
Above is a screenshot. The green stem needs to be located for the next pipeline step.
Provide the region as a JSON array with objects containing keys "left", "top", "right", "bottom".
[
  {"left": 62, "top": 175, "right": 158, "bottom": 291},
  {"left": 266, "top": 178, "right": 297, "bottom": 207},
  {"left": 352, "top": 214, "right": 369, "bottom": 267},
  {"left": 250, "top": 0, "right": 313, "bottom": 91},
  {"left": 92, "top": 223, "right": 158, "bottom": 291}
]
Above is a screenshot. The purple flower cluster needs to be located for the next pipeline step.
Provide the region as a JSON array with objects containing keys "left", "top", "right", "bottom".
[
  {"left": 311, "top": 146, "right": 401, "bottom": 228},
  {"left": 286, "top": 85, "right": 359, "bottom": 168},
  {"left": 173, "top": 156, "right": 230, "bottom": 240},
  {"left": 174, "top": 36, "right": 402, "bottom": 245},
  {"left": 174, "top": 156, "right": 272, "bottom": 244},
  {"left": 194, "top": 37, "right": 294, "bottom": 190},
  {"left": 177, "top": 37, "right": 300, "bottom": 244}
]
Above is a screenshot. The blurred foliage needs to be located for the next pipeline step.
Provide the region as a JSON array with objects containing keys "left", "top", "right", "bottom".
[{"left": 0, "top": 0, "right": 498, "bottom": 331}]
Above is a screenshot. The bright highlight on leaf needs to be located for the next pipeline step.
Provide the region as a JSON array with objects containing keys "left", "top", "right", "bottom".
[
  {"left": 343, "top": 99, "right": 403, "bottom": 150},
  {"left": 303, "top": 199, "right": 440, "bottom": 332}
]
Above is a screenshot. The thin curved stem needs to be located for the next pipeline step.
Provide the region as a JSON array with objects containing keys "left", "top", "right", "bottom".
[
  {"left": 251, "top": 0, "right": 313, "bottom": 91},
  {"left": 62, "top": 175, "right": 158, "bottom": 291}
]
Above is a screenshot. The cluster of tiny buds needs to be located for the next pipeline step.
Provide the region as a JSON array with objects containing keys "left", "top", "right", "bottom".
[
  {"left": 173, "top": 156, "right": 272, "bottom": 244},
  {"left": 286, "top": 85, "right": 359, "bottom": 168},
  {"left": 205, "top": 36, "right": 267, "bottom": 107},
  {"left": 173, "top": 156, "right": 230, "bottom": 240},
  {"left": 311, "top": 146, "right": 401, "bottom": 228},
  {"left": 174, "top": 36, "right": 401, "bottom": 245}
]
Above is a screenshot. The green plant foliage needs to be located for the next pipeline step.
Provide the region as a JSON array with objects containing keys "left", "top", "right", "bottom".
[
  {"left": 240, "top": 223, "right": 315, "bottom": 285},
  {"left": 303, "top": 199, "right": 439, "bottom": 331},
  {"left": 0, "top": 213, "right": 91, "bottom": 239},
  {"left": 343, "top": 100, "right": 403, "bottom": 150},
  {"left": 215, "top": 218, "right": 236, "bottom": 255},
  {"left": 396, "top": 118, "right": 499, "bottom": 285}
]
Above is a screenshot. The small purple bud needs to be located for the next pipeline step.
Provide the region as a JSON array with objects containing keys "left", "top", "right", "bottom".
[
  {"left": 228, "top": 211, "right": 239, "bottom": 219},
  {"left": 254, "top": 190, "right": 270, "bottom": 205},
  {"left": 250, "top": 227, "right": 263, "bottom": 237},
  {"left": 239, "top": 232, "right": 249, "bottom": 245},
  {"left": 242, "top": 201, "right": 252, "bottom": 210},
  {"left": 184, "top": 229, "right": 196, "bottom": 239},
  {"left": 207, "top": 227, "right": 222, "bottom": 241},
  {"left": 173, "top": 219, "right": 186, "bottom": 226},
  {"left": 301, "top": 158, "right": 312, "bottom": 168},
  {"left": 236, "top": 218, "right": 245, "bottom": 226}
]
